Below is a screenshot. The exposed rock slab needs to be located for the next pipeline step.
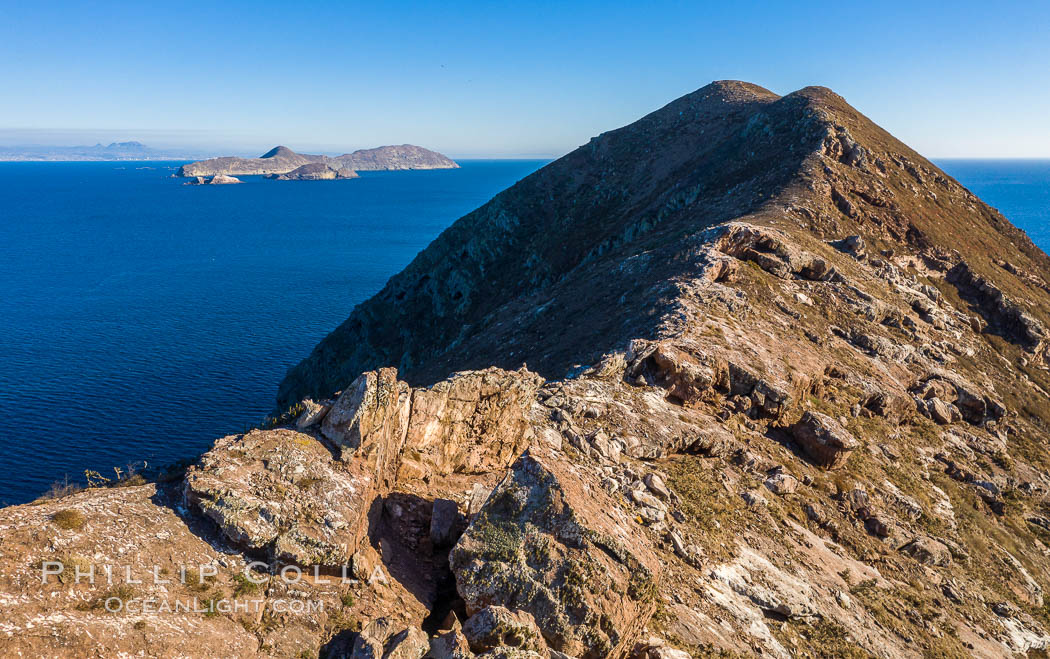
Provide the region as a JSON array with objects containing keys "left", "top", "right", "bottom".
[
  {"left": 184, "top": 428, "right": 376, "bottom": 565},
  {"left": 451, "top": 451, "right": 661, "bottom": 658}
]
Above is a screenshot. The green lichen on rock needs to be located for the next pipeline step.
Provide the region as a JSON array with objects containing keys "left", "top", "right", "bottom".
[{"left": 451, "top": 452, "right": 660, "bottom": 658}]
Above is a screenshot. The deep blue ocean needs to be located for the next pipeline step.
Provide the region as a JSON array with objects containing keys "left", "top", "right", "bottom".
[
  {"left": 0, "top": 158, "right": 1047, "bottom": 504},
  {"left": 0, "top": 161, "right": 545, "bottom": 504}
]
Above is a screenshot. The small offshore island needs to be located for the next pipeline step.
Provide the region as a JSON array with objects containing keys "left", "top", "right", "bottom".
[{"left": 176, "top": 144, "right": 457, "bottom": 183}]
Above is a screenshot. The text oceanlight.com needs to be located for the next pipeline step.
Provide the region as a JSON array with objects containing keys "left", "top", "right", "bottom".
[{"left": 102, "top": 597, "right": 325, "bottom": 614}]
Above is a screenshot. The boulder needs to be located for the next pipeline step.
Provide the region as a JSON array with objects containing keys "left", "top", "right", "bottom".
[
  {"left": 385, "top": 627, "right": 431, "bottom": 659},
  {"left": 184, "top": 428, "right": 376, "bottom": 565},
  {"left": 926, "top": 398, "right": 959, "bottom": 425},
  {"left": 296, "top": 397, "right": 331, "bottom": 429},
  {"left": 790, "top": 411, "right": 858, "bottom": 469},
  {"left": 899, "top": 537, "right": 952, "bottom": 566},
  {"left": 451, "top": 452, "right": 660, "bottom": 658},
  {"left": 353, "top": 619, "right": 429, "bottom": 659},
  {"left": 431, "top": 498, "right": 464, "bottom": 548},
  {"left": 322, "top": 368, "right": 413, "bottom": 474},
  {"left": 428, "top": 629, "right": 475, "bottom": 659},
  {"left": 399, "top": 367, "right": 543, "bottom": 479},
  {"left": 462, "top": 606, "right": 546, "bottom": 654},
  {"left": 764, "top": 472, "right": 798, "bottom": 495}
]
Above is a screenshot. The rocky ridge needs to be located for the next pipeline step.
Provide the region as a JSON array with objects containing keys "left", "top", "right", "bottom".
[{"left": 5, "top": 81, "right": 1050, "bottom": 658}]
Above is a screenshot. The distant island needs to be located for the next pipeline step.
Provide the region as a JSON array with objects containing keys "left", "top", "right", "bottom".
[
  {"left": 0, "top": 141, "right": 206, "bottom": 161},
  {"left": 176, "top": 144, "right": 458, "bottom": 178}
]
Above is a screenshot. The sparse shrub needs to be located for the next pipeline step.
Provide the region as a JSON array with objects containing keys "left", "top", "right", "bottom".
[
  {"left": 232, "top": 572, "right": 262, "bottom": 597},
  {"left": 51, "top": 508, "right": 86, "bottom": 531}
]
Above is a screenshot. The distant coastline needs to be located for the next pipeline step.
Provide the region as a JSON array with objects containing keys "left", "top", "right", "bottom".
[{"left": 0, "top": 141, "right": 207, "bottom": 162}]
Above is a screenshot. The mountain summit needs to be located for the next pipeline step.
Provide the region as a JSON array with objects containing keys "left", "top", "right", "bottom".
[
  {"left": 278, "top": 80, "right": 1049, "bottom": 404},
  {"left": 5, "top": 82, "right": 1050, "bottom": 658}
]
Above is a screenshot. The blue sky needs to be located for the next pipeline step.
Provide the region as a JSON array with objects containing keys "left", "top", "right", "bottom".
[{"left": 1, "top": 1, "right": 1048, "bottom": 158}]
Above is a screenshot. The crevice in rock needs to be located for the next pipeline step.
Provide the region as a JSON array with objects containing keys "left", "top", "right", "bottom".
[{"left": 369, "top": 492, "right": 469, "bottom": 634}]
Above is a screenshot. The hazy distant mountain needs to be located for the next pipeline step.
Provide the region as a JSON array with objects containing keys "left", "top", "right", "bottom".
[
  {"left": 0, "top": 141, "right": 205, "bottom": 161},
  {"left": 176, "top": 144, "right": 458, "bottom": 177}
]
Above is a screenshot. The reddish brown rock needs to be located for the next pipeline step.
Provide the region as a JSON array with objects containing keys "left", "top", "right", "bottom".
[{"left": 790, "top": 411, "right": 858, "bottom": 469}]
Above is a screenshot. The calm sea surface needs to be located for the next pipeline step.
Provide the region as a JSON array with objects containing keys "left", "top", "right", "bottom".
[
  {"left": 0, "top": 160, "right": 545, "bottom": 503},
  {"left": 0, "top": 158, "right": 1046, "bottom": 504}
]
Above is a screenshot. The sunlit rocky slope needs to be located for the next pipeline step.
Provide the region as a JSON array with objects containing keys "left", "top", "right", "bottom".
[{"left": 5, "top": 81, "right": 1050, "bottom": 658}]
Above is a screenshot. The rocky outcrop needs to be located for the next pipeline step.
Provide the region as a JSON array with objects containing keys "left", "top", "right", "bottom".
[
  {"left": 185, "top": 367, "right": 541, "bottom": 567},
  {"left": 451, "top": 451, "right": 661, "bottom": 658},
  {"left": 184, "top": 428, "right": 378, "bottom": 565},
  {"left": 948, "top": 260, "right": 1047, "bottom": 353},
  {"left": 267, "top": 162, "right": 358, "bottom": 180},
  {"left": 790, "top": 410, "right": 858, "bottom": 469},
  {"left": 183, "top": 173, "right": 243, "bottom": 185},
  {"left": 177, "top": 144, "right": 456, "bottom": 177},
  {"left": 316, "top": 366, "right": 542, "bottom": 478}
]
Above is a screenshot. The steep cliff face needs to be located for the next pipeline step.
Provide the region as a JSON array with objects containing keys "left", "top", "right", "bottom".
[{"left": 7, "top": 81, "right": 1050, "bottom": 658}]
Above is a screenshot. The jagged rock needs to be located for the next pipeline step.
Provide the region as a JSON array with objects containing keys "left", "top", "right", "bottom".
[
  {"left": 639, "top": 343, "right": 716, "bottom": 405},
  {"left": 321, "top": 367, "right": 541, "bottom": 478},
  {"left": 428, "top": 629, "right": 475, "bottom": 659},
  {"left": 948, "top": 260, "right": 1046, "bottom": 353},
  {"left": 451, "top": 451, "right": 660, "bottom": 658},
  {"left": 353, "top": 619, "right": 430, "bottom": 659},
  {"left": 763, "top": 471, "right": 798, "bottom": 495},
  {"left": 830, "top": 234, "right": 867, "bottom": 259},
  {"left": 385, "top": 627, "right": 432, "bottom": 659},
  {"left": 431, "top": 498, "right": 464, "bottom": 548},
  {"left": 462, "top": 606, "right": 547, "bottom": 654},
  {"left": 805, "top": 502, "right": 827, "bottom": 525},
  {"left": 398, "top": 367, "right": 543, "bottom": 478},
  {"left": 899, "top": 537, "right": 952, "bottom": 566},
  {"left": 790, "top": 411, "right": 858, "bottom": 469},
  {"left": 468, "top": 483, "right": 492, "bottom": 519},
  {"left": 912, "top": 373, "right": 1006, "bottom": 426},
  {"left": 322, "top": 367, "right": 412, "bottom": 468},
  {"left": 184, "top": 428, "right": 376, "bottom": 565},
  {"left": 926, "top": 397, "right": 958, "bottom": 425},
  {"left": 296, "top": 397, "right": 331, "bottom": 429},
  {"left": 643, "top": 473, "right": 671, "bottom": 501}
]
